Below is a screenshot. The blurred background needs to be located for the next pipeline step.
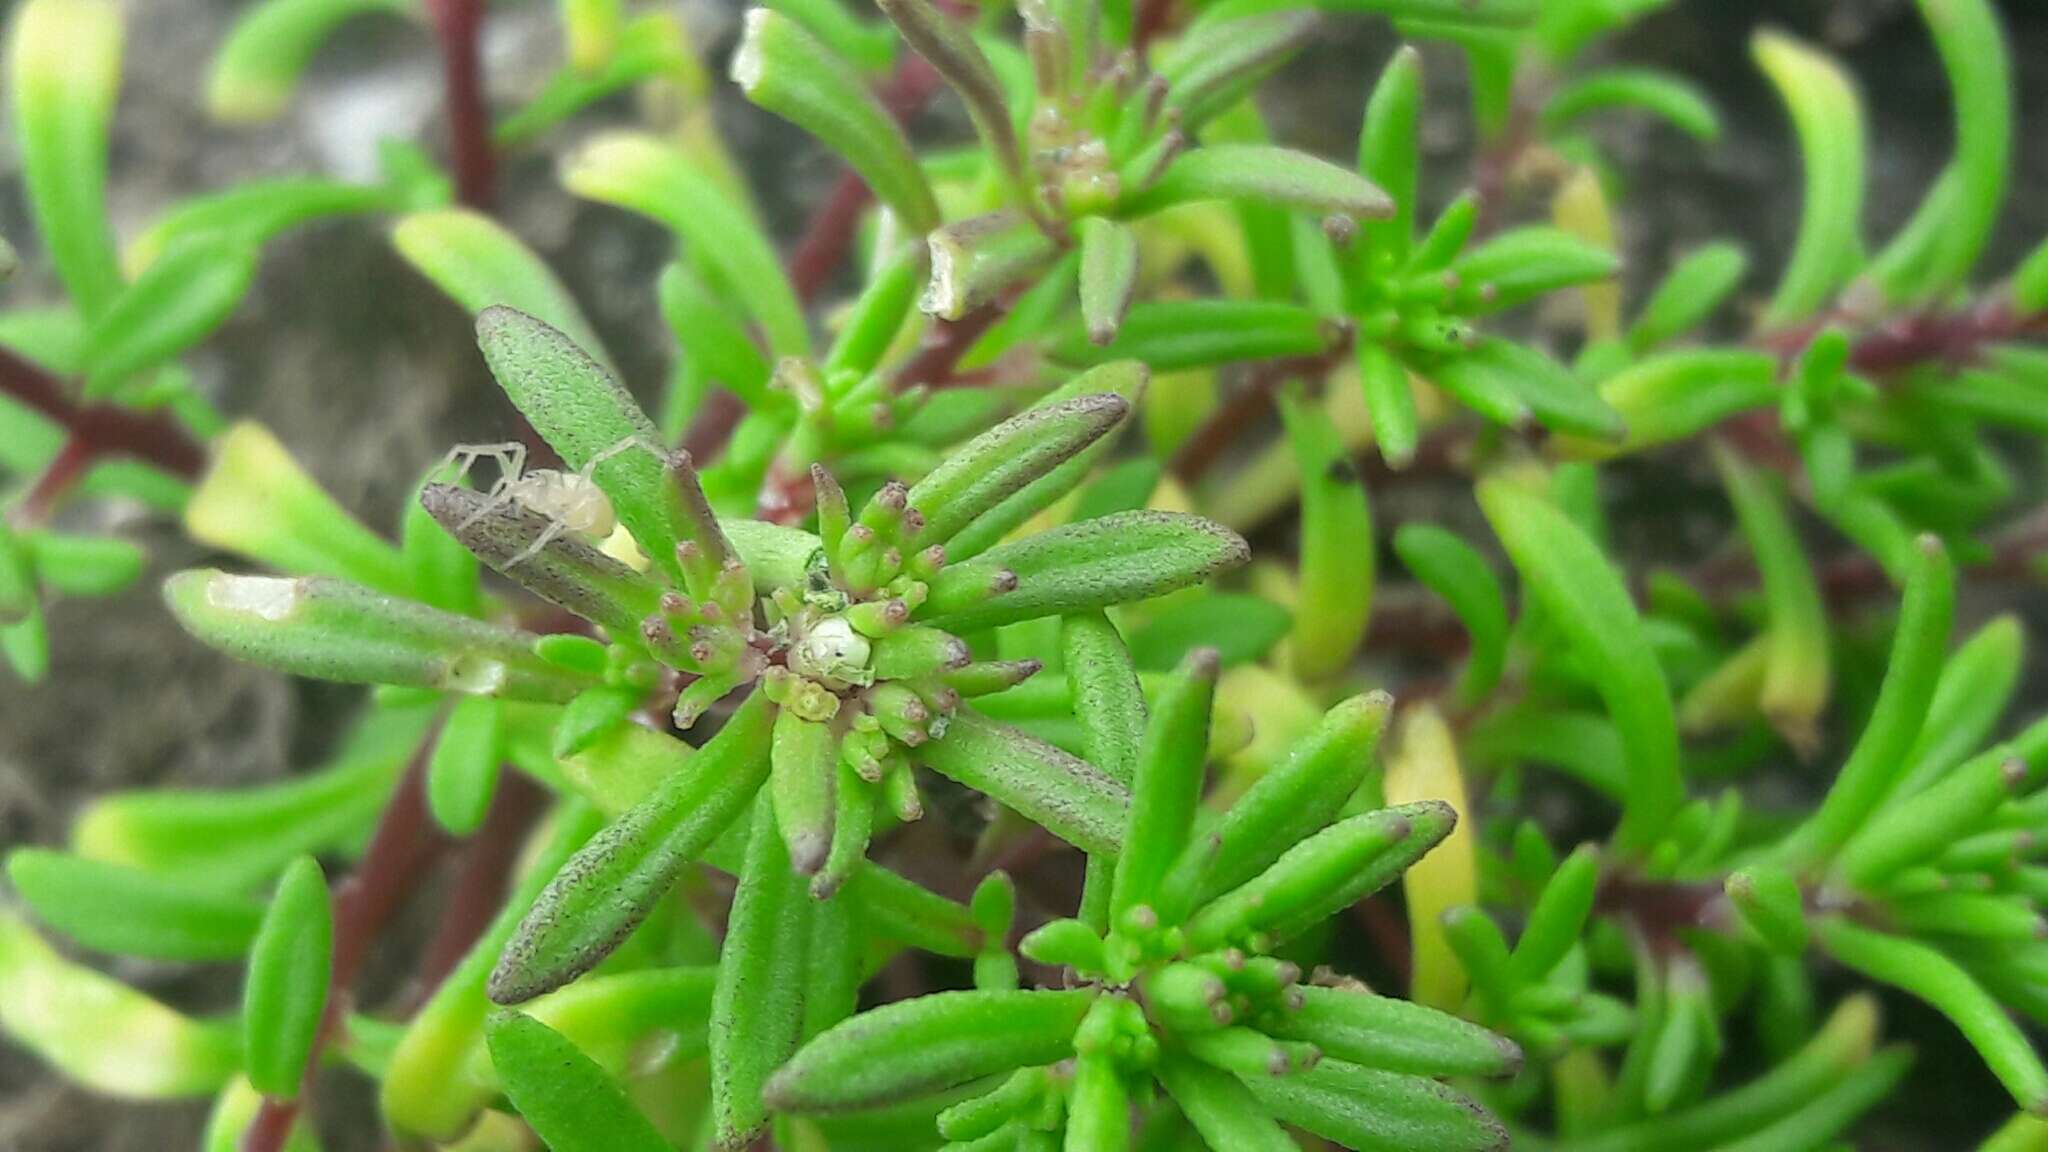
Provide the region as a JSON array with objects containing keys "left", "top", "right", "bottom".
[{"left": 1, "top": 0, "right": 2044, "bottom": 1147}]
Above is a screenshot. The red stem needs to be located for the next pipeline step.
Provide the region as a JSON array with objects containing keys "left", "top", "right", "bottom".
[
  {"left": 0, "top": 348, "right": 206, "bottom": 482},
  {"left": 413, "top": 771, "right": 547, "bottom": 996},
  {"left": 894, "top": 304, "right": 1005, "bottom": 391},
  {"left": 427, "top": 0, "right": 496, "bottom": 212}
]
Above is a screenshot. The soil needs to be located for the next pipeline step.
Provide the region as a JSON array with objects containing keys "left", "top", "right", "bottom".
[{"left": 0, "top": 0, "right": 2043, "bottom": 1147}]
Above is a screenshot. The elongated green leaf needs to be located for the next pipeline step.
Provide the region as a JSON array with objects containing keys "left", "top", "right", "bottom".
[
  {"left": 484, "top": 1011, "right": 670, "bottom": 1152},
  {"left": 392, "top": 211, "right": 612, "bottom": 370},
  {"left": 1245, "top": 1056, "right": 1507, "bottom": 1152},
  {"left": 21, "top": 531, "right": 146, "bottom": 599},
  {"left": 908, "top": 393, "right": 1128, "bottom": 548},
  {"left": 166, "top": 570, "right": 588, "bottom": 701},
  {"left": 1393, "top": 524, "right": 1506, "bottom": 706},
  {"left": 1479, "top": 479, "right": 1680, "bottom": 853},
  {"left": 1356, "top": 45, "right": 1421, "bottom": 258},
  {"left": 767, "top": 987, "right": 1095, "bottom": 1113},
  {"left": 1544, "top": 69, "right": 1718, "bottom": 141},
  {"left": 1280, "top": 388, "right": 1371, "bottom": 680},
  {"left": 1596, "top": 349, "right": 1777, "bottom": 453},
  {"left": 1159, "top": 11, "right": 1316, "bottom": 132},
  {"left": 8, "top": 0, "right": 125, "bottom": 318},
  {"left": 1163, "top": 690, "right": 1390, "bottom": 909},
  {"left": 71, "top": 702, "right": 432, "bottom": 889},
  {"left": 1714, "top": 441, "right": 1829, "bottom": 751},
  {"left": 922, "top": 511, "right": 1248, "bottom": 634},
  {"left": 1627, "top": 243, "right": 1749, "bottom": 353},
  {"left": 564, "top": 133, "right": 808, "bottom": 356},
  {"left": 1895, "top": 614, "right": 2023, "bottom": 796},
  {"left": 1783, "top": 536, "right": 1952, "bottom": 866},
  {"left": 133, "top": 182, "right": 404, "bottom": 274},
  {"left": 5, "top": 850, "right": 265, "bottom": 961},
  {"left": 1078, "top": 217, "right": 1140, "bottom": 346},
  {"left": 1050, "top": 300, "right": 1334, "bottom": 370},
  {"left": 1113, "top": 649, "right": 1218, "bottom": 919},
  {"left": 1279, "top": 983, "right": 1521, "bottom": 1080},
  {"left": 876, "top": 0, "right": 1029, "bottom": 212},
  {"left": 83, "top": 234, "right": 258, "bottom": 398},
  {"left": 498, "top": 14, "right": 691, "bottom": 147},
  {"left": 711, "top": 793, "right": 814, "bottom": 1147},
  {"left": 491, "top": 692, "right": 774, "bottom": 1003},
  {"left": 1156, "top": 1051, "right": 1297, "bottom": 1152},
  {"left": 733, "top": 8, "right": 937, "bottom": 233},
  {"left": 659, "top": 262, "right": 773, "bottom": 406},
  {"left": 0, "top": 913, "right": 240, "bottom": 1098},
  {"left": 1509, "top": 843, "right": 1601, "bottom": 980},
  {"left": 242, "top": 857, "right": 332, "bottom": 1099},
  {"left": 428, "top": 695, "right": 504, "bottom": 836},
  {"left": 1817, "top": 919, "right": 2046, "bottom": 1111},
  {"left": 1123, "top": 145, "right": 1393, "bottom": 222},
  {"left": 917, "top": 710, "right": 1128, "bottom": 855},
  {"left": 185, "top": 422, "right": 413, "bottom": 595},
  {"left": 1835, "top": 742, "right": 2028, "bottom": 889},
  {"left": 941, "top": 361, "right": 1149, "bottom": 561},
  {"left": 1752, "top": 30, "right": 1865, "bottom": 328},
  {"left": 209, "top": 0, "right": 416, "bottom": 121},
  {"left": 1868, "top": 0, "right": 2009, "bottom": 301},
  {"left": 474, "top": 306, "right": 693, "bottom": 581},
  {"left": 1186, "top": 800, "right": 1455, "bottom": 948},
  {"left": 1451, "top": 228, "right": 1619, "bottom": 315}
]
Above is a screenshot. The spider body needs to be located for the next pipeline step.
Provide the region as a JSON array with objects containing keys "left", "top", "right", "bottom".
[{"left": 441, "top": 437, "right": 655, "bottom": 567}]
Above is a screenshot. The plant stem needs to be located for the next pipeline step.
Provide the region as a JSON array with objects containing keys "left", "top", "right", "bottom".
[
  {"left": 1170, "top": 346, "right": 1347, "bottom": 483},
  {"left": 413, "top": 770, "right": 547, "bottom": 996},
  {"left": 427, "top": 0, "right": 496, "bottom": 212},
  {"left": 0, "top": 348, "right": 207, "bottom": 483}
]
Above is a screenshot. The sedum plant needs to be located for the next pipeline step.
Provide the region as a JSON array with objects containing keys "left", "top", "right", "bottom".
[{"left": 3, "top": 0, "right": 2048, "bottom": 1149}]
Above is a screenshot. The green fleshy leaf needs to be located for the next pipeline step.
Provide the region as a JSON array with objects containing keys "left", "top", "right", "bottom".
[
  {"left": 921, "top": 511, "right": 1249, "bottom": 634},
  {"left": 1158, "top": 11, "right": 1316, "bottom": 132},
  {"left": 1185, "top": 800, "right": 1456, "bottom": 948},
  {"left": 490, "top": 692, "right": 774, "bottom": 1003},
  {"left": 1392, "top": 524, "right": 1506, "bottom": 706},
  {"left": 1077, "top": 216, "right": 1140, "bottom": 347},
  {"left": 5, "top": 850, "right": 266, "bottom": 961},
  {"left": 710, "top": 792, "right": 815, "bottom": 1146},
  {"left": 1050, "top": 299, "right": 1334, "bottom": 370},
  {"left": 82, "top": 234, "right": 258, "bottom": 398},
  {"left": 8, "top": 0, "right": 125, "bottom": 318},
  {"left": 428, "top": 695, "right": 504, "bottom": 836},
  {"left": 392, "top": 210, "right": 614, "bottom": 372},
  {"left": 208, "top": 0, "right": 416, "bottom": 122},
  {"left": 908, "top": 393, "right": 1129, "bottom": 548},
  {"left": 1543, "top": 68, "right": 1719, "bottom": 141},
  {"left": 131, "top": 178, "right": 404, "bottom": 272},
  {"left": 0, "top": 913, "right": 241, "bottom": 1098},
  {"left": 563, "top": 133, "right": 808, "bottom": 356},
  {"left": 241, "top": 857, "right": 333, "bottom": 1099},
  {"left": 766, "top": 987, "right": 1095, "bottom": 1113},
  {"left": 1479, "top": 479, "right": 1680, "bottom": 854},
  {"left": 484, "top": 1011, "right": 670, "bottom": 1152},
  {"left": 1125, "top": 593, "right": 1290, "bottom": 671},
  {"left": 917, "top": 710, "right": 1129, "bottom": 855},
  {"left": 1626, "top": 244, "right": 1750, "bottom": 354},
  {"left": 22, "top": 531, "right": 147, "bottom": 599},
  {"left": 1752, "top": 30, "right": 1865, "bottom": 328},
  {"left": 1273, "top": 984, "right": 1521, "bottom": 1079},
  {"left": 164, "top": 569, "right": 590, "bottom": 702},
  {"left": 733, "top": 8, "right": 938, "bottom": 233},
  {"left": 1244, "top": 1055, "right": 1509, "bottom": 1152},
  {"left": 1595, "top": 349, "right": 1777, "bottom": 453},
  {"left": 1450, "top": 227, "right": 1619, "bottom": 315},
  {"left": 1280, "top": 387, "right": 1371, "bottom": 680},
  {"left": 1113, "top": 649, "right": 1218, "bottom": 920},
  {"left": 1122, "top": 145, "right": 1394, "bottom": 222}
]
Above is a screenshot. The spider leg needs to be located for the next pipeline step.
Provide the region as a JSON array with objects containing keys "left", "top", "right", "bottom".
[
  {"left": 447, "top": 442, "right": 531, "bottom": 532},
  {"left": 506, "top": 516, "right": 570, "bottom": 570}
]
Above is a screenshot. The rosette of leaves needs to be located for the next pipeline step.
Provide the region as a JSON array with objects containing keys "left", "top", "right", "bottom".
[
  {"left": 732, "top": 0, "right": 1408, "bottom": 347},
  {"left": 767, "top": 640, "right": 1518, "bottom": 1151},
  {"left": 162, "top": 305, "right": 1249, "bottom": 1143}
]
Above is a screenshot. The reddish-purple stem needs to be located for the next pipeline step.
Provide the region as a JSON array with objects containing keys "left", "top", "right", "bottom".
[
  {"left": 0, "top": 348, "right": 206, "bottom": 482},
  {"left": 427, "top": 0, "right": 496, "bottom": 212}
]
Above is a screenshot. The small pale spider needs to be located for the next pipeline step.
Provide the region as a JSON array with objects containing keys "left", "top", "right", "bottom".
[{"left": 439, "top": 436, "right": 660, "bottom": 567}]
